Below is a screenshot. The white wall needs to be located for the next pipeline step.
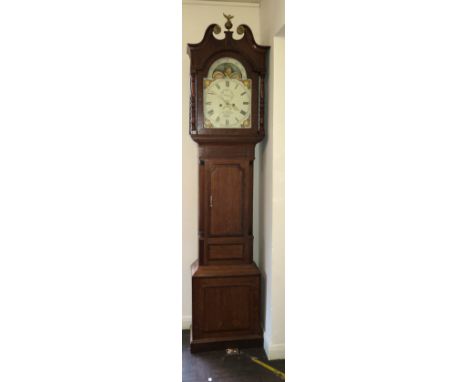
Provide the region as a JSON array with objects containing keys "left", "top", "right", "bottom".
[
  {"left": 182, "top": 0, "right": 261, "bottom": 330},
  {"left": 258, "top": 0, "right": 285, "bottom": 360}
]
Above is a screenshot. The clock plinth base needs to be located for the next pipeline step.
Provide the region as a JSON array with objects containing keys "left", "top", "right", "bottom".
[
  {"left": 190, "top": 329, "right": 263, "bottom": 353},
  {"left": 190, "top": 261, "right": 263, "bottom": 353}
]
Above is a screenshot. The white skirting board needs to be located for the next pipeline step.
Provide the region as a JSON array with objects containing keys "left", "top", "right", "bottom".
[
  {"left": 182, "top": 315, "right": 192, "bottom": 330},
  {"left": 263, "top": 331, "right": 285, "bottom": 360}
]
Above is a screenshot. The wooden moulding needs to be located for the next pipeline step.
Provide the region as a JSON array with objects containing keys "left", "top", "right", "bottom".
[
  {"left": 190, "top": 331, "right": 263, "bottom": 353},
  {"left": 198, "top": 143, "right": 256, "bottom": 160},
  {"left": 191, "top": 262, "right": 260, "bottom": 278}
]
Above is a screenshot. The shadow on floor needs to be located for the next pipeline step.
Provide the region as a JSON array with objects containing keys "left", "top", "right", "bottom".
[{"left": 182, "top": 330, "right": 285, "bottom": 382}]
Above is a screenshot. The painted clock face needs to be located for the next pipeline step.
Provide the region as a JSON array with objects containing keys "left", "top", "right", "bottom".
[{"left": 203, "top": 57, "right": 251, "bottom": 129}]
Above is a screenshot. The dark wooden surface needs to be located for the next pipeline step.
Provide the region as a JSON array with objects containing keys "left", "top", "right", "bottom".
[
  {"left": 191, "top": 262, "right": 262, "bottom": 349},
  {"left": 190, "top": 334, "right": 263, "bottom": 354},
  {"left": 192, "top": 263, "right": 261, "bottom": 278},
  {"left": 192, "top": 147, "right": 264, "bottom": 351},
  {"left": 201, "top": 158, "right": 252, "bottom": 265},
  {"left": 188, "top": 21, "right": 269, "bottom": 353},
  {"left": 208, "top": 161, "right": 245, "bottom": 236},
  {"left": 183, "top": 330, "right": 285, "bottom": 382},
  {"left": 192, "top": 272, "right": 261, "bottom": 341}
]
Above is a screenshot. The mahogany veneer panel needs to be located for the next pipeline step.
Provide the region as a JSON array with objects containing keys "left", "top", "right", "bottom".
[
  {"left": 191, "top": 262, "right": 262, "bottom": 351},
  {"left": 208, "top": 243, "right": 244, "bottom": 261},
  {"left": 208, "top": 163, "right": 245, "bottom": 236}
]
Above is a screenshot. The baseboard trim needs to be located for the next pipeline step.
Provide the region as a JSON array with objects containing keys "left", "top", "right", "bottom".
[
  {"left": 182, "top": 315, "right": 192, "bottom": 330},
  {"left": 263, "top": 331, "right": 285, "bottom": 360}
]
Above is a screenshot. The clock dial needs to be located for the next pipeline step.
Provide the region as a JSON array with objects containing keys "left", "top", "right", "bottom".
[
  {"left": 204, "top": 78, "right": 251, "bottom": 128},
  {"left": 203, "top": 57, "right": 251, "bottom": 129}
]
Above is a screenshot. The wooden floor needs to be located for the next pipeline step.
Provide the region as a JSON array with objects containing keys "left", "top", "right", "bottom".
[{"left": 182, "top": 330, "right": 285, "bottom": 381}]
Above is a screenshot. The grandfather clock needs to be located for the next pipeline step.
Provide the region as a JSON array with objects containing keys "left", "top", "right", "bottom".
[{"left": 187, "top": 15, "right": 269, "bottom": 352}]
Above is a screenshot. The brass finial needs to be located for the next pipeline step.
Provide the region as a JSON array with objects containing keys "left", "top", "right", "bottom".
[{"left": 223, "top": 13, "right": 234, "bottom": 30}]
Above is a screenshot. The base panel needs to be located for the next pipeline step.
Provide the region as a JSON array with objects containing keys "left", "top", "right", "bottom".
[
  {"left": 190, "top": 328, "right": 263, "bottom": 353},
  {"left": 191, "top": 261, "right": 263, "bottom": 353}
]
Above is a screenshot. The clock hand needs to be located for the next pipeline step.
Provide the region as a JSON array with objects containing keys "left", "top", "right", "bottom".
[
  {"left": 210, "top": 91, "right": 233, "bottom": 107},
  {"left": 231, "top": 104, "right": 245, "bottom": 114},
  {"left": 216, "top": 94, "right": 231, "bottom": 107}
]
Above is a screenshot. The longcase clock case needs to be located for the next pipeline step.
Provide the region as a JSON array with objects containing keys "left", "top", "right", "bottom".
[{"left": 187, "top": 19, "right": 269, "bottom": 352}]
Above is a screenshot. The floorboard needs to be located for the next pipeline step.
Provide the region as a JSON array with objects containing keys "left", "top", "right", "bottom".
[{"left": 182, "top": 330, "right": 285, "bottom": 381}]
